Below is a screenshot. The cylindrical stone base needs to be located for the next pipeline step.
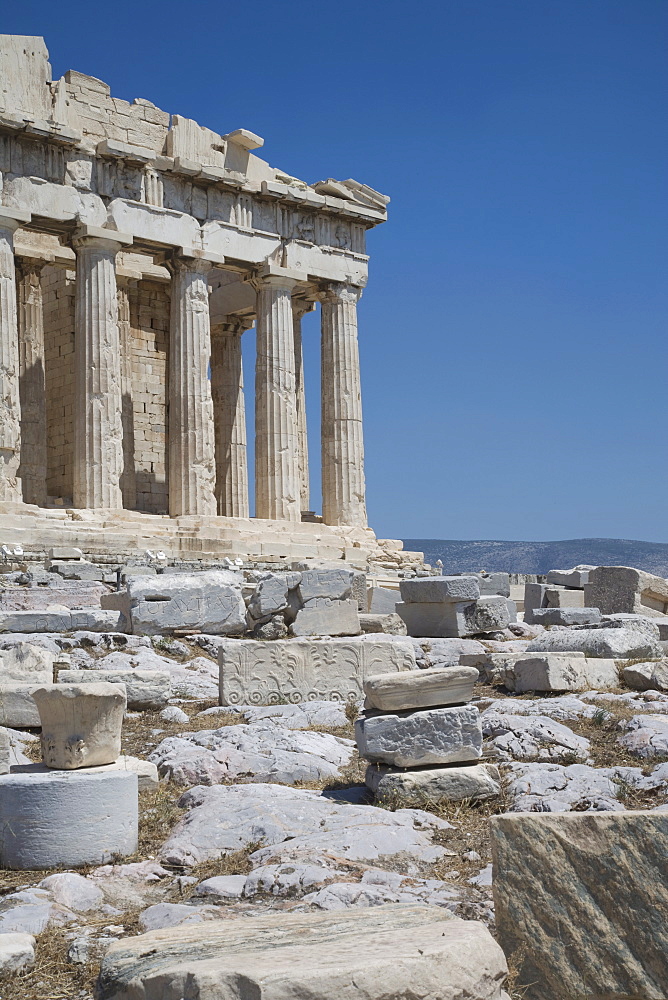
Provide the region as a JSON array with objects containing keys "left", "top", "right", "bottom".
[{"left": 0, "top": 768, "right": 138, "bottom": 869}]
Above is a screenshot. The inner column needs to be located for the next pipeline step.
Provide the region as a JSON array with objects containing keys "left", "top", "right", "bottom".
[
  {"left": 0, "top": 209, "right": 28, "bottom": 503},
  {"left": 168, "top": 253, "right": 217, "bottom": 517},
  {"left": 17, "top": 257, "right": 47, "bottom": 506},
  {"left": 211, "top": 316, "right": 251, "bottom": 518},
  {"left": 253, "top": 267, "right": 301, "bottom": 521}
]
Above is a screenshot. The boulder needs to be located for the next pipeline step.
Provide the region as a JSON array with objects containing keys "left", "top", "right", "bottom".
[
  {"left": 0, "top": 932, "right": 35, "bottom": 973},
  {"left": 96, "top": 904, "right": 509, "bottom": 1000},
  {"left": 490, "top": 811, "right": 668, "bottom": 1000},
  {"left": 355, "top": 704, "right": 482, "bottom": 767},
  {"left": 513, "top": 653, "right": 619, "bottom": 692},
  {"left": 364, "top": 666, "right": 477, "bottom": 711},
  {"left": 0, "top": 609, "right": 121, "bottom": 633},
  {"left": 0, "top": 684, "right": 48, "bottom": 727},
  {"left": 618, "top": 715, "right": 668, "bottom": 758},
  {"left": 219, "top": 635, "right": 416, "bottom": 706},
  {"left": 368, "top": 762, "right": 501, "bottom": 805},
  {"left": 412, "top": 637, "right": 486, "bottom": 668},
  {"left": 622, "top": 660, "right": 668, "bottom": 692},
  {"left": 56, "top": 669, "right": 171, "bottom": 710},
  {"left": 504, "top": 760, "right": 668, "bottom": 812}
]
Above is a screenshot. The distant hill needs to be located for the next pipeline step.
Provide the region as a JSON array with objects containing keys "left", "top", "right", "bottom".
[{"left": 401, "top": 538, "right": 668, "bottom": 577}]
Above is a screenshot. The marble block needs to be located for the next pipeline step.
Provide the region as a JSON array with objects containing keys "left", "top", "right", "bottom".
[
  {"left": 363, "top": 666, "right": 477, "bottom": 711},
  {"left": 57, "top": 669, "right": 170, "bottom": 710},
  {"left": 367, "top": 762, "right": 501, "bottom": 806},
  {"left": 399, "top": 576, "right": 480, "bottom": 604},
  {"left": 219, "top": 635, "right": 416, "bottom": 705},
  {"left": 355, "top": 704, "right": 482, "bottom": 767},
  {"left": 32, "top": 682, "right": 126, "bottom": 769},
  {"left": 290, "top": 597, "right": 361, "bottom": 637},
  {"left": 110, "top": 571, "right": 246, "bottom": 636}
]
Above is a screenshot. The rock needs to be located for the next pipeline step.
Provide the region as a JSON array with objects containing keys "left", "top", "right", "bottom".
[
  {"left": 0, "top": 685, "right": 44, "bottom": 726},
  {"left": 397, "top": 595, "right": 511, "bottom": 638},
  {"left": 618, "top": 715, "right": 668, "bottom": 757},
  {"left": 0, "top": 610, "right": 122, "bottom": 632},
  {"left": 192, "top": 875, "right": 247, "bottom": 901},
  {"left": 290, "top": 598, "right": 360, "bottom": 637},
  {"left": 39, "top": 872, "right": 104, "bottom": 912},
  {"left": 479, "top": 695, "right": 598, "bottom": 721},
  {"left": 159, "top": 783, "right": 453, "bottom": 867},
  {"left": 359, "top": 612, "right": 407, "bottom": 635},
  {"left": 57, "top": 669, "right": 171, "bottom": 709},
  {"left": 460, "top": 651, "right": 523, "bottom": 689},
  {"left": 490, "top": 811, "right": 668, "bottom": 1000},
  {"left": 200, "top": 700, "right": 349, "bottom": 730},
  {"left": 367, "top": 762, "right": 501, "bottom": 805},
  {"left": 0, "top": 768, "right": 138, "bottom": 869},
  {"left": 0, "top": 931, "right": 36, "bottom": 972},
  {"left": 504, "top": 761, "right": 668, "bottom": 812},
  {"left": 97, "top": 904, "right": 509, "bottom": 1000},
  {"left": 86, "top": 647, "right": 218, "bottom": 700},
  {"left": 513, "top": 653, "right": 619, "bottom": 692},
  {"left": 355, "top": 704, "right": 482, "bottom": 767},
  {"left": 546, "top": 567, "right": 593, "bottom": 588},
  {"left": 622, "top": 660, "right": 668, "bottom": 691},
  {"left": 400, "top": 576, "right": 481, "bottom": 603},
  {"left": 531, "top": 607, "right": 601, "bottom": 626},
  {"left": 247, "top": 573, "right": 293, "bottom": 618},
  {"left": 241, "top": 861, "right": 340, "bottom": 898},
  {"left": 252, "top": 615, "right": 288, "bottom": 640},
  {"left": 160, "top": 705, "right": 189, "bottom": 723},
  {"left": 585, "top": 565, "right": 668, "bottom": 617},
  {"left": 32, "top": 682, "right": 126, "bottom": 769},
  {"left": 111, "top": 570, "right": 246, "bottom": 636},
  {"left": 150, "top": 723, "right": 354, "bottom": 786},
  {"left": 411, "top": 637, "right": 485, "bottom": 668},
  {"left": 0, "top": 641, "right": 56, "bottom": 682},
  {"left": 364, "top": 666, "right": 477, "bottom": 711},
  {"left": 480, "top": 710, "right": 590, "bottom": 763},
  {"left": 219, "top": 635, "right": 416, "bottom": 706},
  {"left": 526, "top": 621, "right": 662, "bottom": 660},
  {"left": 475, "top": 572, "right": 511, "bottom": 597},
  {"left": 138, "top": 902, "right": 221, "bottom": 932}
]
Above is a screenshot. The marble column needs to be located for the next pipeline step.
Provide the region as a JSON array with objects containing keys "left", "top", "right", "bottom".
[
  {"left": 292, "top": 298, "right": 315, "bottom": 512},
  {"left": 211, "top": 317, "right": 251, "bottom": 518},
  {"left": 168, "top": 254, "right": 217, "bottom": 517},
  {"left": 17, "top": 258, "right": 47, "bottom": 506},
  {"left": 72, "top": 227, "right": 130, "bottom": 510},
  {"left": 253, "top": 269, "right": 301, "bottom": 521},
  {"left": 117, "top": 276, "right": 137, "bottom": 510},
  {"left": 0, "top": 210, "right": 27, "bottom": 503},
  {"left": 319, "top": 282, "right": 367, "bottom": 527}
]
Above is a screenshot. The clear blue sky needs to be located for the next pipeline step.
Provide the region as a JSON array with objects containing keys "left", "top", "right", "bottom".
[{"left": 6, "top": 1, "right": 667, "bottom": 542}]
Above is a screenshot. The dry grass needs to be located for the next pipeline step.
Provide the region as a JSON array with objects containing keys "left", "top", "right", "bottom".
[
  {"left": 0, "top": 924, "right": 98, "bottom": 999},
  {"left": 120, "top": 700, "right": 237, "bottom": 759}
]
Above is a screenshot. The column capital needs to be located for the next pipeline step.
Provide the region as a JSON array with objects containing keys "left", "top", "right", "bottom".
[
  {"left": 15, "top": 255, "right": 50, "bottom": 277},
  {"left": 164, "top": 248, "right": 225, "bottom": 276},
  {"left": 212, "top": 315, "right": 254, "bottom": 338},
  {"left": 0, "top": 208, "right": 31, "bottom": 235},
  {"left": 317, "top": 281, "right": 363, "bottom": 305},
  {"left": 292, "top": 296, "right": 317, "bottom": 322},
  {"left": 249, "top": 262, "right": 302, "bottom": 292},
  {"left": 72, "top": 225, "right": 133, "bottom": 254}
]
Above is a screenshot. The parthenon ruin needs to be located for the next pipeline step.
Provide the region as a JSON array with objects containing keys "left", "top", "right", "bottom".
[{"left": 0, "top": 35, "right": 415, "bottom": 569}]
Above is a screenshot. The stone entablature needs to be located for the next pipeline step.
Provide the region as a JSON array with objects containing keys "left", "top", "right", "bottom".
[{"left": 0, "top": 34, "right": 388, "bottom": 539}]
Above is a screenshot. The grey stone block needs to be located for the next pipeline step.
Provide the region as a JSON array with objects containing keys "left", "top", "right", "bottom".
[
  {"left": 367, "top": 762, "right": 501, "bottom": 805},
  {"left": 514, "top": 653, "right": 618, "bottom": 692},
  {"left": 397, "top": 596, "right": 510, "bottom": 638},
  {"left": 364, "top": 666, "right": 477, "bottom": 711},
  {"left": 122, "top": 570, "right": 246, "bottom": 636},
  {"left": 399, "top": 576, "right": 480, "bottom": 604},
  {"left": 585, "top": 565, "right": 668, "bottom": 617},
  {"left": 355, "top": 703, "right": 482, "bottom": 767},
  {"left": 367, "top": 586, "right": 399, "bottom": 614},
  {"left": 290, "top": 598, "right": 361, "bottom": 637},
  {"left": 0, "top": 727, "right": 9, "bottom": 774},
  {"left": 476, "top": 573, "right": 510, "bottom": 597},
  {"left": 526, "top": 621, "right": 662, "bottom": 659},
  {"left": 531, "top": 607, "right": 601, "bottom": 626},
  {"left": 57, "top": 669, "right": 171, "bottom": 710},
  {"left": 545, "top": 587, "right": 585, "bottom": 609},
  {"left": 297, "top": 569, "right": 353, "bottom": 603},
  {"left": 358, "top": 613, "right": 407, "bottom": 636},
  {"left": 546, "top": 568, "right": 592, "bottom": 588}
]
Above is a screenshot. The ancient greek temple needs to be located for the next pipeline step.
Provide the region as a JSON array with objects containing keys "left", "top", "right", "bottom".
[{"left": 0, "top": 35, "right": 413, "bottom": 568}]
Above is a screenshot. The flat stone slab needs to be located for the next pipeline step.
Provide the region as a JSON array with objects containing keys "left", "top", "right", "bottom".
[
  {"left": 412, "top": 637, "right": 486, "bottom": 668},
  {"left": 0, "top": 609, "right": 121, "bottom": 633},
  {"left": 364, "top": 666, "right": 477, "bottom": 711},
  {"left": 199, "top": 700, "right": 349, "bottom": 730},
  {"left": 149, "top": 724, "right": 354, "bottom": 785},
  {"left": 114, "top": 570, "right": 246, "bottom": 636},
  {"left": 355, "top": 704, "right": 482, "bottom": 767},
  {"left": 219, "top": 635, "right": 416, "bottom": 706},
  {"left": 513, "top": 653, "right": 619, "bottom": 692},
  {"left": 290, "top": 597, "right": 360, "bottom": 637},
  {"left": 480, "top": 710, "right": 590, "bottom": 763},
  {"left": 367, "top": 762, "right": 501, "bottom": 806},
  {"left": 490, "top": 811, "right": 668, "bottom": 1000},
  {"left": 480, "top": 695, "right": 599, "bottom": 721},
  {"left": 400, "top": 576, "right": 481, "bottom": 603},
  {"left": 159, "top": 782, "right": 453, "bottom": 867},
  {"left": 57, "top": 668, "right": 171, "bottom": 709},
  {"left": 526, "top": 621, "right": 662, "bottom": 659},
  {"left": 531, "top": 607, "right": 601, "bottom": 626},
  {"left": 97, "top": 904, "right": 508, "bottom": 1000},
  {"left": 504, "top": 761, "right": 668, "bottom": 812}
]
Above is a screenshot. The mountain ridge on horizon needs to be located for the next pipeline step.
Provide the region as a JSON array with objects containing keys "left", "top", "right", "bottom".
[{"left": 401, "top": 537, "right": 668, "bottom": 576}]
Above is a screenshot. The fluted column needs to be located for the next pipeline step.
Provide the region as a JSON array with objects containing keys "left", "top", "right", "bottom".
[
  {"left": 211, "top": 317, "right": 251, "bottom": 518},
  {"left": 117, "top": 276, "right": 137, "bottom": 510},
  {"left": 253, "top": 268, "right": 301, "bottom": 521},
  {"left": 0, "top": 210, "right": 28, "bottom": 503},
  {"left": 17, "top": 258, "right": 47, "bottom": 506},
  {"left": 168, "top": 254, "right": 217, "bottom": 517},
  {"left": 72, "top": 226, "right": 131, "bottom": 509},
  {"left": 319, "top": 282, "right": 367, "bottom": 527},
  {"left": 292, "top": 298, "right": 315, "bottom": 511}
]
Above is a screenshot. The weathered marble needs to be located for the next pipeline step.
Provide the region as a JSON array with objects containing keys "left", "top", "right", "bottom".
[
  {"left": 0, "top": 210, "right": 26, "bottom": 502},
  {"left": 33, "top": 682, "right": 126, "bottom": 769}
]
